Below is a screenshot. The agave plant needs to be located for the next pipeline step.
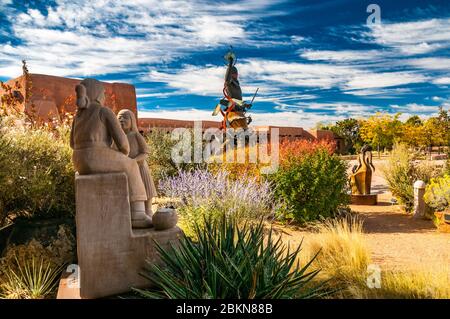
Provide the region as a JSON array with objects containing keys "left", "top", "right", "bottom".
[
  {"left": 135, "top": 217, "right": 326, "bottom": 299},
  {"left": 0, "top": 256, "right": 63, "bottom": 299}
]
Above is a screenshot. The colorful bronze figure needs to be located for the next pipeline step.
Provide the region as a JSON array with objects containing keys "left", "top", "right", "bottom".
[{"left": 212, "top": 48, "right": 256, "bottom": 131}]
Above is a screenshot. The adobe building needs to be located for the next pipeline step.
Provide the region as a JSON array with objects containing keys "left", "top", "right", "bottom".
[
  {"left": 0, "top": 73, "right": 345, "bottom": 153},
  {"left": 0, "top": 73, "right": 137, "bottom": 122}
]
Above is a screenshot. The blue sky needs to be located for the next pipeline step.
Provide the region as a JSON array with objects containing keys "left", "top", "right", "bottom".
[{"left": 0, "top": 0, "right": 449, "bottom": 127}]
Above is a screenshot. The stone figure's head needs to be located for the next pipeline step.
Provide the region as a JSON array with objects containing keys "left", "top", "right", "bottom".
[
  {"left": 117, "top": 109, "right": 138, "bottom": 133},
  {"left": 75, "top": 78, "right": 106, "bottom": 109}
]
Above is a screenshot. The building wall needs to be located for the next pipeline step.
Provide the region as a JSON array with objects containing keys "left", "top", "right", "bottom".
[
  {"left": 0, "top": 74, "right": 137, "bottom": 122},
  {"left": 138, "top": 118, "right": 221, "bottom": 133}
]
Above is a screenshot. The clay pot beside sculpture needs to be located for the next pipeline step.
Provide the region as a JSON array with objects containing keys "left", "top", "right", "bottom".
[{"left": 153, "top": 207, "right": 178, "bottom": 231}]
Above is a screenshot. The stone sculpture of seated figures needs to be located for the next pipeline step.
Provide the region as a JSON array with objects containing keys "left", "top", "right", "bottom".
[
  {"left": 70, "top": 78, "right": 152, "bottom": 228},
  {"left": 117, "top": 109, "right": 157, "bottom": 223}
]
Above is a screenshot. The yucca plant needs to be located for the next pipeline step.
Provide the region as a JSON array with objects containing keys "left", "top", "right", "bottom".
[
  {"left": 0, "top": 256, "right": 64, "bottom": 299},
  {"left": 135, "top": 217, "right": 326, "bottom": 299}
]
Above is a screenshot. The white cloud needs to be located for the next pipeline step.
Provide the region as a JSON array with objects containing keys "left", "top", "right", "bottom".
[
  {"left": 0, "top": 0, "right": 282, "bottom": 78},
  {"left": 300, "top": 49, "right": 385, "bottom": 62},
  {"left": 365, "top": 18, "right": 450, "bottom": 55},
  {"left": 390, "top": 103, "right": 439, "bottom": 113},
  {"left": 433, "top": 77, "right": 450, "bottom": 85},
  {"left": 145, "top": 58, "right": 428, "bottom": 100},
  {"left": 343, "top": 87, "right": 411, "bottom": 97},
  {"left": 147, "top": 66, "right": 224, "bottom": 96},
  {"left": 344, "top": 72, "right": 427, "bottom": 90},
  {"left": 407, "top": 57, "right": 450, "bottom": 71}
]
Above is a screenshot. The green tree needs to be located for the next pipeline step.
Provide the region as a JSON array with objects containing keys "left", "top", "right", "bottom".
[
  {"left": 423, "top": 117, "right": 445, "bottom": 156},
  {"left": 328, "top": 118, "right": 362, "bottom": 154},
  {"left": 405, "top": 115, "right": 422, "bottom": 127},
  {"left": 436, "top": 107, "right": 450, "bottom": 151}
]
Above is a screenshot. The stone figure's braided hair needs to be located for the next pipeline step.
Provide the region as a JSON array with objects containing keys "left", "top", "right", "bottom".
[{"left": 76, "top": 78, "right": 105, "bottom": 109}]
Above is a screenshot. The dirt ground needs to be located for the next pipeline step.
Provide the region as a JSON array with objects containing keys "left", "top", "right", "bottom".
[{"left": 274, "top": 159, "right": 450, "bottom": 271}]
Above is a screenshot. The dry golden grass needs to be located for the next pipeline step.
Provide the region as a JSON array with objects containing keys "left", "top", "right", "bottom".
[
  {"left": 364, "top": 266, "right": 450, "bottom": 299},
  {"left": 300, "top": 217, "right": 450, "bottom": 299}
]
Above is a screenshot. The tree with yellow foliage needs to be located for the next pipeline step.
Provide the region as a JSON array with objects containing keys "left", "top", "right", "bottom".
[
  {"left": 400, "top": 115, "right": 426, "bottom": 149},
  {"left": 359, "top": 112, "right": 402, "bottom": 157}
]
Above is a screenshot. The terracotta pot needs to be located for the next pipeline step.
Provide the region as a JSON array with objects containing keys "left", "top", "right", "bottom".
[{"left": 153, "top": 207, "right": 178, "bottom": 231}]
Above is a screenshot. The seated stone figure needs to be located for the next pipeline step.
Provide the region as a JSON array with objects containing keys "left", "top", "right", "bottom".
[
  {"left": 117, "top": 109, "right": 157, "bottom": 221},
  {"left": 70, "top": 78, "right": 152, "bottom": 228}
]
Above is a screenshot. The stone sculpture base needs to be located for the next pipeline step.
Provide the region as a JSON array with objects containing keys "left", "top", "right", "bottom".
[
  {"left": 350, "top": 194, "right": 377, "bottom": 205},
  {"left": 58, "top": 173, "right": 182, "bottom": 299}
]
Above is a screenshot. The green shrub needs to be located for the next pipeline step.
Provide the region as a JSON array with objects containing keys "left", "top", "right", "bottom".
[
  {"left": 269, "top": 147, "right": 349, "bottom": 223},
  {"left": 0, "top": 117, "right": 74, "bottom": 226},
  {"left": 145, "top": 128, "right": 206, "bottom": 188},
  {"left": 424, "top": 174, "right": 450, "bottom": 212},
  {"left": 135, "top": 216, "right": 326, "bottom": 299},
  {"left": 382, "top": 143, "right": 443, "bottom": 212}
]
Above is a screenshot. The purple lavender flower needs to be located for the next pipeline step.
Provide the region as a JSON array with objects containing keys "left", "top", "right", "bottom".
[{"left": 159, "top": 169, "right": 274, "bottom": 219}]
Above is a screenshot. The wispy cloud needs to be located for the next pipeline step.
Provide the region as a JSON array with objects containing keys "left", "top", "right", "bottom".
[
  {"left": 433, "top": 77, "right": 450, "bottom": 85},
  {"left": 363, "top": 18, "right": 450, "bottom": 55},
  {"left": 406, "top": 57, "right": 450, "bottom": 70},
  {"left": 300, "top": 49, "right": 386, "bottom": 62},
  {"left": 390, "top": 102, "right": 440, "bottom": 113},
  {"left": 0, "top": 0, "right": 286, "bottom": 78},
  {"left": 146, "top": 58, "right": 429, "bottom": 97}
]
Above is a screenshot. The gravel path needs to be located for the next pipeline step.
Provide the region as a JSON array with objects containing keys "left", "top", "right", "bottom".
[{"left": 352, "top": 192, "right": 450, "bottom": 270}]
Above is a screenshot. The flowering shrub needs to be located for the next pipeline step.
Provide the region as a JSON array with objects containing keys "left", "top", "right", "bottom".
[
  {"left": 382, "top": 143, "right": 443, "bottom": 212},
  {"left": 279, "top": 139, "right": 335, "bottom": 163},
  {"left": 268, "top": 139, "right": 349, "bottom": 223},
  {"left": 424, "top": 175, "right": 450, "bottom": 212},
  {"left": 159, "top": 169, "right": 275, "bottom": 236}
]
